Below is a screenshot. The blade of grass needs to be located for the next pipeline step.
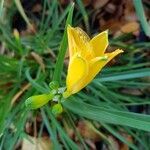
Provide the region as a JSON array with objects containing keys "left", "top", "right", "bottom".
[
  {"left": 46, "top": 106, "right": 79, "bottom": 150},
  {"left": 96, "top": 68, "right": 150, "bottom": 82},
  {"left": 7, "top": 109, "right": 28, "bottom": 150},
  {"left": 0, "top": 88, "right": 18, "bottom": 134},
  {"left": 133, "top": 0, "right": 150, "bottom": 36},
  {"left": 25, "top": 68, "right": 49, "bottom": 93},
  {"left": 41, "top": 108, "right": 62, "bottom": 150},
  {"left": 65, "top": 111, "right": 89, "bottom": 150},
  {"left": 53, "top": 3, "right": 74, "bottom": 84},
  {"left": 63, "top": 98, "right": 150, "bottom": 132},
  {"left": 14, "top": 0, "right": 33, "bottom": 29},
  {"left": 76, "top": 0, "right": 89, "bottom": 32},
  {"left": 101, "top": 123, "right": 137, "bottom": 150},
  {"left": 0, "top": 0, "right": 4, "bottom": 17}
]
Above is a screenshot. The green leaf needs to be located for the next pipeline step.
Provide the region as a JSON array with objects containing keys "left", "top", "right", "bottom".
[
  {"left": 63, "top": 98, "right": 150, "bottom": 132},
  {"left": 14, "top": 0, "right": 32, "bottom": 28},
  {"left": 46, "top": 106, "right": 79, "bottom": 150},
  {"left": 0, "top": 0, "right": 4, "bottom": 19},
  {"left": 53, "top": 3, "right": 74, "bottom": 84},
  {"left": 96, "top": 68, "right": 150, "bottom": 82},
  {"left": 41, "top": 109, "right": 62, "bottom": 150},
  {"left": 25, "top": 68, "right": 48, "bottom": 93},
  {"left": 76, "top": 0, "right": 89, "bottom": 32},
  {"left": 133, "top": 0, "right": 150, "bottom": 37}
]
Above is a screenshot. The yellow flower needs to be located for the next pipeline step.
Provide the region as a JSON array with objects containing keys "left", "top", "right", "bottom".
[{"left": 63, "top": 25, "right": 123, "bottom": 98}]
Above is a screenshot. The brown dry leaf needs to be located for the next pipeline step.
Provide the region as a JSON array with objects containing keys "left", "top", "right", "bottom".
[
  {"left": 85, "top": 139, "right": 96, "bottom": 150},
  {"left": 121, "top": 22, "right": 139, "bottom": 33},
  {"left": 32, "top": 3, "right": 42, "bottom": 13},
  {"left": 108, "top": 131, "right": 133, "bottom": 150},
  {"left": 120, "top": 88, "right": 143, "bottom": 96},
  {"left": 97, "top": 0, "right": 139, "bottom": 35},
  {"left": 108, "top": 136, "right": 119, "bottom": 150},
  {"left": 93, "top": 0, "right": 109, "bottom": 9},
  {"left": 120, "top": 133, "right": 132, "bottom": 150},
  {"left": 21, "top": 24, "right": 36, "bottom": 36},
  {"left": 124, "top": 0, "right": 137, "bottom": 21},
  {"left": 100, "top": 19, "right": 125, "bottom": 34},
  {"left": 77, "top": 120, "right": 101, "bottom": 141},
  {"left": 105, "top": 3, "right": 116, "bottom": 14},
  {"left": 0, "top": 42, "right": 5, "bottom": 54},
  {"left": 63, "top": 120, "right": 74, "bottom": 139},
  {"left": 22, "top": 136, "right": 53, "bottom": 150},
  {"left": 11, "top": 83, "right": 31, "bottom": 105},
  {"left": 31, "top": 52, "right": 45, "bottom": 72},
  {"left": 83, "top": 0, "right": 91, "bottom": 7},
  {"left": 59, "top": 0, "right": 70, "bottom": 6}
]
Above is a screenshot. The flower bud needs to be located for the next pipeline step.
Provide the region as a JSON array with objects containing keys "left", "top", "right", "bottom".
[
  {"left": 52, "top": 104, "right": 63, "bottom": 116},
  {"left": 13, "top": 29, "right": 20, "bottom": 41},
  {"left": 25, "top": 93, "right": 54, "bottom": 109}
]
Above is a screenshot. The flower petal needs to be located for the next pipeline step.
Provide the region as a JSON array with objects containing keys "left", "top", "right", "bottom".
[
  {"left": 75, "top": 27, "right": 90, "bottom": 42},
  {"left": 66, "top": 55, "right": 88, "bottom": 95},
  {"left": 89, "top": 49, "right": 123, "bottom": 79},
  {"left": 67, "top": 25, "right": 78, "bottom": 58},
  {"left": 105, "top": 49, "right": 124, "bottom": 64},
  {"left": 90, "top": 30, "right": 108, "bottom": 56},
  {"left": 67, "top": 25, "right": 92, "bottom": 58},
  {"left": 74, "top": 49, "right": 123, "bottom": 91},
  {"left": 88, "top": 49, "right": 123, "bottom": 80},
  {"left": 75, "top": 27, "right": 95, "bottom": 59}
]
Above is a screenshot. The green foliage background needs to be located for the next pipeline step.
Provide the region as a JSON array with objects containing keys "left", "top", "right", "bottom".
[{"left": 0, "top": 0, "right": 150, "bottom": 150}]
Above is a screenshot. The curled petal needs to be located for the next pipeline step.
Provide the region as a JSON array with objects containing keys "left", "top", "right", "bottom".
[
  {"left": 88, "top": 49, "right": 123, "bottom": 80},
  {"left": 105, "top": 49, "right": 124, "bottom": 64},
  {"left": 90, "top": 30, "right": 108, "bottom": 56},
  {"left": 66, "top": 55, "right": 88, "bottom": 96},
  {"left": 74, "top": 56, "right": 109, "bottom": 91},
  {"left": 73, "top": 49, "right": 123, "bottom": 92},
  {"left": 89, "top": 49, "right": 123, "bottom": 79}
]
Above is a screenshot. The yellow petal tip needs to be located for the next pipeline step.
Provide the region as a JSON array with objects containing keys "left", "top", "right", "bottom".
[
  {"left": 117, "top": 49, "right": 124, "bottom": 53},
  {"left": 104, "top": 29, "right": 109, "bottom": 35}
]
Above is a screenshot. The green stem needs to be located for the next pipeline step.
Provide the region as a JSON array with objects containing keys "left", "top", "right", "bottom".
[
  {"left": 76, "top": 0, "right": 90, "bottom": 33},
  {"left": 0, "top": 0, "right": 4, "bottom": 18},
  {"left": 53, "top": 3, "right": 74, "bottom": 84},
  {"left": 14, "top": 0, "right": 33, "bottom": 29},
  {"left": 133, "top": 0, "right": 150, "bottom": 37}
]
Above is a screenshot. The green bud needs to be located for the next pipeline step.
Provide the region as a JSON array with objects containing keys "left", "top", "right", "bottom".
[
  {"left": 25, "top": 93, "right": 54, "bottom": 109},
  {"left": 13, "top": 29, "right": 20, "bottom": 41},
  {"left": 52, "top": 104, "right": 63, "bottom": 116},
  {"left": 49, "top": 81, "right": 59, "bottom": 90}
]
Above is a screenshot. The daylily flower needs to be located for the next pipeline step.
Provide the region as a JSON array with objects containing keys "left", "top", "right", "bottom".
[{"left": 63, "top": 25, "right": 123, "bottom": 98}]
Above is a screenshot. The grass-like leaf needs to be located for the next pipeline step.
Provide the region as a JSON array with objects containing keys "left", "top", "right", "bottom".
[{"left": 53, "top": 3, "right": 74, "bottom": 84}]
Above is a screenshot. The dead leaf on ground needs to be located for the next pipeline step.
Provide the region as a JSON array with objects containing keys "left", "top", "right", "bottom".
[
  {"left": 32, "top": 3, "right": 42, "bottom": 13},
  {"left": 22, "top": 136, "right": 53, "bottom": 150},
  {"left": 121, "top": 22, "right": 139, "bottom": 33},
  {"left": 108, "top": 135, "right": 120, "bottom": 150},
  {"left": 77, "top": 120, "right": 102, "bottom": 141},
  {"left": 93, "top": 0, "right": 109, "bottom": 9},
  {"left": 31, "top": 52, "right": 45, "bottom": 72},
  {"left": 120, "top": 88, "right": 143, "bottom": 96},
  {"left": 11, "top": 83, "right": 31, "bottom": 105}
]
